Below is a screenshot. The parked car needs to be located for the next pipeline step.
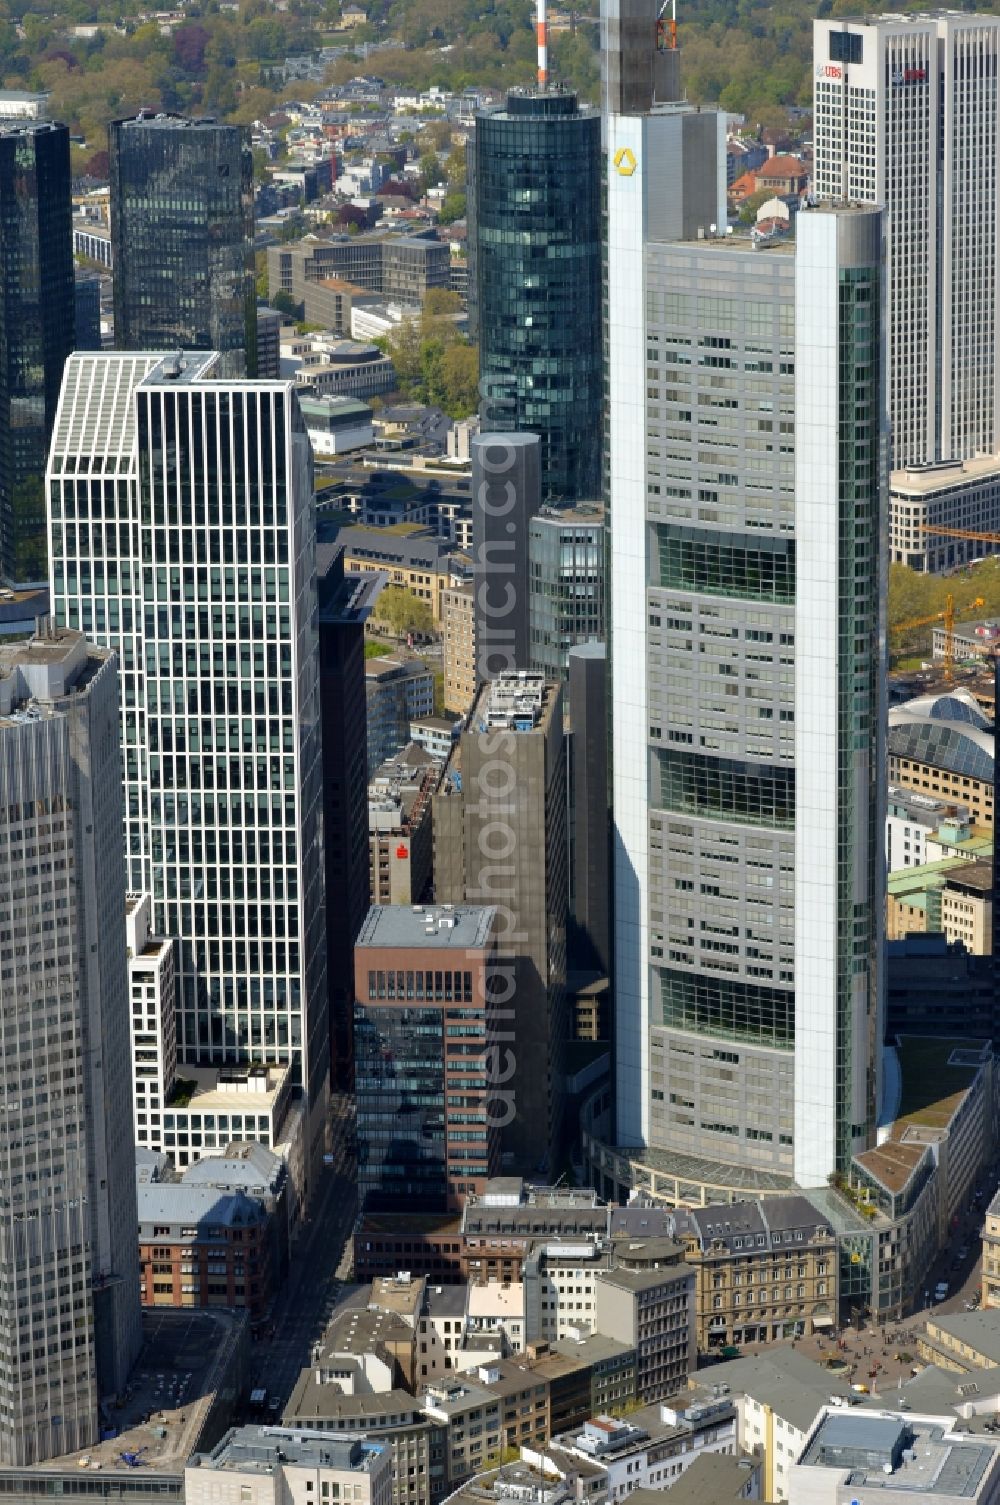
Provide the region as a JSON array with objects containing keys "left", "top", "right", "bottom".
[{"left": 934, "top": 1281, "right": 949, "bottom": 1302}]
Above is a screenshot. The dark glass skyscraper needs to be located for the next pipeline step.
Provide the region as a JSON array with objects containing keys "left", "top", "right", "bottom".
[
  {"left": 0, "top": 121, "right": 73, "bottom": 584},
  {"left": 472, "top": 89, "right": 601, "bottom": 502},
  {"left": 109, "top": 113, "right": 256, "bottom": 377}
]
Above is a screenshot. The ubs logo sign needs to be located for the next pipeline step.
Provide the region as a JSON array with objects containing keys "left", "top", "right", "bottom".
[
  {"left": 892, "top": 67, "right": 927, "bottom": 84},
  {"left": 816, "top": 63, "right": 842, "bottom": 80}
]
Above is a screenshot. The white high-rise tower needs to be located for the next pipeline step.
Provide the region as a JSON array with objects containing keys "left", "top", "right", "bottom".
[
  {"left": 47, "top": 352, "right": 328, "bottom": 1168},
  {"left": 604, "top": 0, "right": 887, "bottom": 1198},
  {"left": 813, "top": 14, "right": 1000, "bottom": 470}
]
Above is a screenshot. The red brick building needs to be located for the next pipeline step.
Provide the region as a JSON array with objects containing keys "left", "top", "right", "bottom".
[{"left": 137, "top": 1183, "right": 272, "bottom": 1321}]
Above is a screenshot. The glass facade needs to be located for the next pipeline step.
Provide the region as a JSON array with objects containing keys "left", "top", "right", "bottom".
[
  {"left": 474, "top": 90, "right": 601, "bottom": 501},
  {"left": 110, "top": 114, "right": 256, "bottom": 377},
  {"left": 832, "top": 263, "right": 882, "bottom": 1170},
  {"left": 0, "top": 122, "right": 73, "bottom": 584},
  {"left": 528, "top": 505, "right": 606, "bottom": 691},
  {"left": 354, "top": 1004, "right": 448, "bottom": 1211},
  {"left": 47, "top": 354, "right": 328, "bottom": 1124}
]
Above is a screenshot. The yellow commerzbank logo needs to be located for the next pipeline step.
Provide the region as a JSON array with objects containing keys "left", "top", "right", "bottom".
[{"left": 614, "top": 146, "right": 636, "bottom": 176}]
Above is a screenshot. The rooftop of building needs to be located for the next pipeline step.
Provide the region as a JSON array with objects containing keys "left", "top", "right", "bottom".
[
  {"left": 888, "top": 785, "right": 970, "bottom": 824},
  {"left": 356, "top": 903, "right": 496, "bottom": 952},
  {"left": 465, "top": 671, "right": 559, "bottom": 737},
  {"left": 467, "top": 1282, "right": 525, "bottom": 1318},
  {"left": 461, "top": 1203, "right": 608, "bottom": 1238},
  {"left": 894, "top": 1035, "right": 991, "bottom": 1130},
  {"left": 892, "top": 451, "right": 1000, "bottom": 493},
  {"left": 337, "top": 526, "right": 459, "bottom": 568},
  {"left": 686, "top": 1349, "right": 857, "bottom": 1434},
  {"left": 797, "top": 1409, "right": 997, "bottom": 1497},
  {"left": 365, "top": 654, "right": 434, "bottom": 685},
  {"left": 166, "top": 1062, "right": 290, "bottom": 1115},
  {"left": 926, "top": 1310, "right": 1000, "bottom": 1368},
  {"left": 440, "top": 1458, "right": 585, "bottom": 1505},
  {"left": 179, "top": 1143, "right": 285, "bottom": 1195},
  {"left": 887, "top": 856, "right": 990, "bottom": 900},
  {"left": 531, "top": 501, "right": 605, "bottom": 527},
  {"left": 629, "top": 1454, "right": 759, "bottom": 1504},
  {"left": 423, "top": 1283, "right": 468, "bottom": 1318},
  {"left": 284, "top": 1375, "right": 424, "bottom": 1427},
  {"left": 672, "top": 1193, "right": 834, "bottom": 1253},
  {"left": 113, "top": 109, "right": 241, "bottom": 130},
  {"left": 596, "top": 1263, "right": 693, "bottom": 1295},
  {"left": 371, "top": 1271, "right": 426, "bottom": 1318},
  {"left": 421, "top": 1375, "right": 499, "bottom": 1418},
  {"left": 137, "top": 1181, "right": 268, "bottom": 1231},
  {"left": 47, "top": 1309, "right": 244, "bottom": 1473},
  {"left": 195, "top": 1428, "right": 388, "bottom": 1474}
]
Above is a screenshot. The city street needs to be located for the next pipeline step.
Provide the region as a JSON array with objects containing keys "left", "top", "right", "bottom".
[{"left": 247, "top": 1094, "right": 358, "bottom": 1409}]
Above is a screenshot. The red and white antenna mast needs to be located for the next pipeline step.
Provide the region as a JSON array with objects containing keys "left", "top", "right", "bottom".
[{"left": 537, "top": 0, "right": 549, "bottom": 87}]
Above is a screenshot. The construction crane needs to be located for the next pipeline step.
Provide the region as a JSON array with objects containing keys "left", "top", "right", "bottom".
[
  {"left": 890, "top": 593, "right": 985, "bottom": 681},
  {"left": 919, "top": 524, "right": 1000, "bottom": 548},
  {"left": 656, "top": 0, "right": 678, "bottom": 51}
]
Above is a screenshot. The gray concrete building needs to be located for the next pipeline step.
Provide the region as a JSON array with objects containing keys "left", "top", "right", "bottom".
[
  {"left": 567, "top": 643, "right": 610, "bottom": 976},
  {"left": 0, "top": 625, "right": 141, "bottom": 1463},
  {"left": 434, "top": 672, "right": 568, "bottom": 1175},
  {"left": 268, "top": 231, "right": 450, "bottom": 313},
  {"left": 471, "top": 433, "right": 542, "bottom": 678},
  {"left": 593, "top": 1265, "right": 696, "bottom": 1403}
]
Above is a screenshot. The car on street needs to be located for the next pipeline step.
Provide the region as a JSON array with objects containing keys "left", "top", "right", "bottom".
[{"left": 934, "top": 1281, "right": 949, "bottom": 1302}]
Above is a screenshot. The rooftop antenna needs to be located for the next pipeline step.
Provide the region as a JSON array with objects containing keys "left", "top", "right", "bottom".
[
  {"left": 537, "top": 0, "right": 548, "bottom": 87},
  {"left": 656, "top": 0, "right": 678, "bottom": 50}
]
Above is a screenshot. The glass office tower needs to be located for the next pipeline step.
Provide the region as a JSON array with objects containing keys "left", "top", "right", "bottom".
[
  {"left": 0, "top": 121, "right": 73, "bottom": 584},
  {"left": 109, "top": 113, "right": 256, "bottom": 377},
  {"left": 472, "top": 89, "right": 601, "bottom": 502},
  {"left": 47, "top": 351, "right": 328, "bottom": 1165}
]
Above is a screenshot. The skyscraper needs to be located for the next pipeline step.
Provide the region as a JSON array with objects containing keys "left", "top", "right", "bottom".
[
  {"left": 109, "top": 113, "right": 257, "bottom": 377},
  {"left": 0, "top": 120, "right": 73, "bottom": 584},
  {"left": 0, "top": 625, "right": 141, "bottom": 1463},
  {"left": 47, "top": 351, "right": 328, "bottom": 1164},
  {"left": 433, "top": 672, "right": 568, "bottom": 1174},
  {"left": 471, "top": 91, "right": 601, "bottom": 501},
  {"left": 605, "top": 1, "right": 886, "bottom": 1193},
  {"left": 813, "top": 14, "right": 1000, "bottom": 469},
  {"left": 470, "top": 431, "right": 541, "bottom": 678}
]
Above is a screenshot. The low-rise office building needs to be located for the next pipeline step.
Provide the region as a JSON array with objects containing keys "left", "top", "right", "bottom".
[
  {"left": 127, "top": 892, "right": 177, "bottom": 1157},
  {"left": 365, "top": 657, "right": 436, "bottom": 775},
  {"left": 890, "top": 456, "right": 1000, "bottom": 573},
  {"left": 789, "top": 1407, "right": 1000, "bottom": 1505},
  {"left": 593, "top": 1266, "right": 695, "bottom": 1403},
  {"left": 442, "top": 583, "right": 476, "bottom": 715},
  {"left": 138, "top": 1181, "right": 273, "bottom": 1321},
  {"left": 186, "top": 1430, "right": 393, "bottom": 1505},
  {"left": 354, "top": 905, "right": 502, "bottom": 1212},
  {"left": 886, "top": 786, "right": 970, "bottom": 871},
  {"left": 343, "top": 526, "right": 460, "bottom": 625},
  {"left": 282, "top": 1386, "right": 446, "bottom": 1505},
  {"left": 550, "top": 1398, "right": 739, "bottom": 1502},
  {"left": 919, "top": 1310, "right": 1000, "bottom": 1374}
]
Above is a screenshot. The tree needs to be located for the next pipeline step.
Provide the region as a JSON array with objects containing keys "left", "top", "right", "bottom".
[
  {"left": 438, "top": 191, "right": 466, "bottom": 224},
  {"left": 372, "top": 585, "right": 435, "bottom": 639},
  {"left": 437, "top": 341, "right": 478, "bottom": 418}
]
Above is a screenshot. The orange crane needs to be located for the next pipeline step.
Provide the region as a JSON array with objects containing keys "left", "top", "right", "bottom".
[
  {"left": 919, "top": 523, "right": 1000, "bottom": 549},
  {"left": 890, "top": 593, "right": 985, "bottom": 681}
]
